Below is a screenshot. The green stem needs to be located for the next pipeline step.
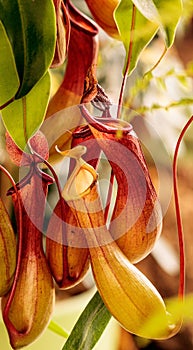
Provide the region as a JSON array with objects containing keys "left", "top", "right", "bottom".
[{"left": 117, "top": 4, "right": 136, "bottom": 119}]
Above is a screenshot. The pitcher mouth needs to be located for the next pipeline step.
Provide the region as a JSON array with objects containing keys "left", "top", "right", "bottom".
[{"left": 79, "top": 104, "right": 133, "bottom": 135}]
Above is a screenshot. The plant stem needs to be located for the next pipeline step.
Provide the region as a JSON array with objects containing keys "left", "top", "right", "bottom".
[
  {"left": 117, "top": 4, "right": 136, "bottom": 119},
  {"left": 143, "top": 46, "right": 167, "bottom": 77}
]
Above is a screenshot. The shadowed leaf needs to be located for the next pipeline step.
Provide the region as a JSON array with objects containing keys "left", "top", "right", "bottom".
[
  {"left": 0, "top": 21, "right": 19, "bottom": 107},
  {"left": 0, "top": 0, "right": 56, "bottom": 98}
]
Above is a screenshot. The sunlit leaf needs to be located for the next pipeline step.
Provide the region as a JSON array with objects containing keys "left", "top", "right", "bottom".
[
  {"left": 114, "top": 0, "right": 158, "bottom": 75},
  {"left": 48, "top": 320, "right": 68, "bottom": 339},
  {"left": 0, "top": 21, "right": 19, "bottom": 107},
  {"left": 114, "top": 0, "right": 182, "bottom": 75},
  {"left": 131, "top": 0, "right": 182, "bottom": 47},
  {"left": 1, "top": 72, "right": 51, "bottom": 150},
  {"left": 0, "top": 0, "right": 56, "bottom": 98},
  {"left": 132, "top": 0, "right": 183, "bottom": 48},
  {"left": 131, "top": 0, "right": 160, "bottom": 23},
  {"left": 62, "top": 291, "right": 111, "bottom": 350},
  {"left": 153, "top": 0, "right": 183, "bottom": 47}
]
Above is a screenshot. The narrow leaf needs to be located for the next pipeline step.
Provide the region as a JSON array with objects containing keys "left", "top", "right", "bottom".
[
  {"left": 62, "top": 291, "right": 111, "bottom": 350},
  {"left": 48, "top": 320, "right": 69, "bottom": 339},
  {"left": 114, "top": 0, "right": 158, "bottom": 75},
  {"left": 1, "top": 72, "right": 51, "bottom": 150},
  {"left": 0, "top": 21, "right": 19, "bottom": 107},
  {"left": 0, "top": 0, "right": 56, "bottom": 98}
]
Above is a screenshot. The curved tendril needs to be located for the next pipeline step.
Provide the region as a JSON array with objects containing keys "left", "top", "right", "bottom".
[
  {"left": 173, "top": 115, "right": 193, "bottom": 300},
  {"left": 0, "top": 165, "right": 23, "bottom": 334}
]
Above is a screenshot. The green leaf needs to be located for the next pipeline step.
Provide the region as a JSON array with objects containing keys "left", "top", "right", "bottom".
[
  {"left": 114, "top": 0, "right": 182, "bottom": 76},
  {"left": 0, "top": 21, "right": 19, "bottom": 107},
  {"left": 114, "top": 0, "right": 158, "bottom": 75},
  {"left": 1, "top": 72, "right": 51, "bottom": 150},
  {"left": 131, "top": 0, "right": 183, "bottom": 47},
  {"left": 62, "top": 291, "right": 111, "bottom": 350},
  {"left": 153, "top": 0, "right": 183, "bottom": 47},
  {"left": 48, "top": 320, "right": 69, "bottom": 339},
  {"left": 131, "top": 0, "right": 160, "bottom": 23},
  {"left": 0, "top": 0, "right": 56, "bottom": 98}
]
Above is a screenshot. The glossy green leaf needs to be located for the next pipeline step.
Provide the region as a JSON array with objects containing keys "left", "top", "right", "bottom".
[
  {"left": 0, "top": 21, "right": 19, "bottom": 107},
  {"left": 0, "top": 0, "right": 56, "bottom": 98},
  {"left": 62, "top": 291, "right": 111, "bottom": 350},
  {"left": 1, "top": 72, "right": 51, "bottom": 150},
  {"left": 114, "top": 0, "right": 158, "bottom": 75},
  {"left": 132, "top": 0, "right": 183, "bottom": 47}
]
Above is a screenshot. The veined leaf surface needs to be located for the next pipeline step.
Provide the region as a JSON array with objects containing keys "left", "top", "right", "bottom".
[{"left": 1, "top": 72, "right": 51, "bottom": 150}]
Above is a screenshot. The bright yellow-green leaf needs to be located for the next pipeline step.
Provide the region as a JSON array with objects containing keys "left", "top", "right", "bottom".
[
  {"left": 131, "top": 0, "right": 183, "bottom": 47},
  {"left": 114, "top": 0, "right": 158, "bottom": 75},
  {"left": 48, "top": 320, "right": 69, "bottom": 339},
  {"left": 1, "top": 72, "right": 51, "bottom": 150},
  {"left": 153, "top": 0, "right": 183, "bottom": 47},
  {"left": 114, "top": 0, "right": 182, "bottom": 76},
  {"left": 0, "top": 21, "right": 19, "bottom": 107}
]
